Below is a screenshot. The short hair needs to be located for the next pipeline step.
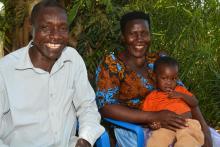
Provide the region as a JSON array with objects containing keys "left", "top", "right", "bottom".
[
  {"left": 30, "top": 0, "right": 66, "bottom": 25},
  {"left": 153, "top": 56, "right": 179, "bottom": 73},
  {"left": 120, "top": 11, "right": 151, "bottom": 34}
]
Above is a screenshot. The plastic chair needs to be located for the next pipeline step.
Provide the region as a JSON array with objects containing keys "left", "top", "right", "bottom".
[
  {"left": 76, "top": 121, "right": 110, "bottom": 147},
  {"left": 95, "top": 130, "right": 111, "bottom": 147},
  {"left": 104, "top": 118, "right": 145, "bottom": 147}
]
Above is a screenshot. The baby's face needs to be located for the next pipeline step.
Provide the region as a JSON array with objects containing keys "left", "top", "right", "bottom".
[{"left": 155, "top": 65, "right": 178, "bottom": 92}]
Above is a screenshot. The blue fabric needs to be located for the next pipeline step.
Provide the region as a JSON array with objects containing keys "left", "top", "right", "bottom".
[
  {"left": 114, "top": 128, "right": 150, "bottom": 147},
  {"left": 210, "top": 127, "right": 220, "bottom": 147},
  {"left": 114, "top": 128, "right": 137, "bottom": 147},
  {"left": 96, "top": 87, "right": 120, "bottom": 109}
]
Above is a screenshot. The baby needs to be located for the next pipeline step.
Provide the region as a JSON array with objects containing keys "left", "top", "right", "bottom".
[{"left": 142, "top": 56, "right": 204, "bottom": 147}]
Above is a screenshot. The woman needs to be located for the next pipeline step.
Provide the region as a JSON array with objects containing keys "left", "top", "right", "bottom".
[{"left": 95, "top": 11, "right": 215, "bottom": 147}]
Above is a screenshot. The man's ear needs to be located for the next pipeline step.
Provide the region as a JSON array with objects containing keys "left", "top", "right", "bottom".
[
  {"left": 31, "top": 28, "right": 35, "bottom": 38},
  {"left": 28, "top": 17, "right": 34, "bottom": 38},
  {"left": 120, "top": 34, "right": 125, "bottom": 43}
]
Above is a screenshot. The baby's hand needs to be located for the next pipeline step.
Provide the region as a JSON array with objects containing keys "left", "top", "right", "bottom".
[{"left": 167, "top": 90, "right": 183, "bottom": 99}]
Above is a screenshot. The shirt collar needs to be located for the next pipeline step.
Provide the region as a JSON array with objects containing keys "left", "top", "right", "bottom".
[
  {"left": 15, "top": 41, "right": 73, "bottom": 70},
  {"left": 15, "top": 41, "right": 34, "bottom": 70}
]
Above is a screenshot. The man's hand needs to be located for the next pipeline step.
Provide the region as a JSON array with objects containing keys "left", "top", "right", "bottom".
[
  {"left": 75, "top": 138, "right": 91, "bottom": 147},
  {"left": 153, "top": 110, "right": 187, "bottom": 131}
]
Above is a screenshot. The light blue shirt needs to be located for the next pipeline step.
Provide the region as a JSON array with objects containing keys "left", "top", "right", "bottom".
[{"left": 0, "top": 41, "right": 104, "bottom": 147}]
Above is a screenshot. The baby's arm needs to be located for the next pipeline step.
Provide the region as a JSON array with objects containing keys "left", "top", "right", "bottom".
[{"left": 167, "top": 90, "right": 198, "bottom": 107}]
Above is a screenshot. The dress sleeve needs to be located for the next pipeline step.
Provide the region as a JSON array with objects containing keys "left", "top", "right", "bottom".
[{"left": 95, "top": 54, "right": 123, "bottom": 109}]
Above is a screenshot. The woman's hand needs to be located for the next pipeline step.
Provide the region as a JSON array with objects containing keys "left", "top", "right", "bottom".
[
  {"left": 75, "top": 138, "right": 91, "bottom": 147},
  {"left": 153, "top": 110, "right": 186, "bottom": 131}
]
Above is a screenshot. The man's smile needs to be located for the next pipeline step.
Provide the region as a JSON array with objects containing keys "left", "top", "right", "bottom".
[{"left": 45, "top": 43, "right": 62, "bottom": 49}]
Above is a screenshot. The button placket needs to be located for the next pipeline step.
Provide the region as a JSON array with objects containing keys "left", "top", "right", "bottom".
[{"left": 48, "top": 76, "right": 57, "bottom": 136}]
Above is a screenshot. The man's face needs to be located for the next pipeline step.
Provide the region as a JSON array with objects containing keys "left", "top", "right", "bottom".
[
  {"left": 156, "top": 65, "right": 178, "bottom": 92},
  {"left": 32, "top": 6, "right": 68, "bottom": 60}
]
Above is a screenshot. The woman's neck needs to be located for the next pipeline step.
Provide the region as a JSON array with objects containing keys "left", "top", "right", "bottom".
[
  {"left": 121, "top": 50, "right": 150, "bottom": 79},
  {"left": 124, "top": 51, "right": 146, "bottom": 69}
]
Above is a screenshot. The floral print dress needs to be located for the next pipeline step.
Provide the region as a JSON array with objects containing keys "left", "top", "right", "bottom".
[{"left": 95, "top": 51, "right": 160, "bottom": 109}]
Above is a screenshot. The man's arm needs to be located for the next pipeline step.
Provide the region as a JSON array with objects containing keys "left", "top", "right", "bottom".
[
  {"left": 73, "top": 55, "right": 104, "bottom": 146},
  {"left": 0, "top": 72, "right": 9, "bottom": 147}
]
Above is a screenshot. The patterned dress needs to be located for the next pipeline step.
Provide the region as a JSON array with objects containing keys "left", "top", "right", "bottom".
[{"left": 95, "top": 51, "right": 161, "bottom": 109}]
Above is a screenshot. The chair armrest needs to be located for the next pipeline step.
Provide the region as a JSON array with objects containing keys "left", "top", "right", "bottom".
[
  {"left": 95, "top": 131, "right": 110, "bottom": 147},
  {"left": 104, "top": 118, "right": 145, "bottom": 147}
]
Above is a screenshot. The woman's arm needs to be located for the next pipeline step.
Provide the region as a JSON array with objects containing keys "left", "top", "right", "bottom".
[
  {"left": 191, "top": 106, "right": 212, "bottom": 147},
  {"left": 101, "top": 104, "right": 186, "bottom": 131}
]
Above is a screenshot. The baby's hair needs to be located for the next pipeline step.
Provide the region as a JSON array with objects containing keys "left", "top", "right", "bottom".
[
  {"left": 30, "top": 0, "right": 66, "bottom": 25},
  {"left": 153, "top": 56, "right": 179, "bottom": 73},
  {"left": 120, "top": 11, "right": 151, "bottom": 34}
]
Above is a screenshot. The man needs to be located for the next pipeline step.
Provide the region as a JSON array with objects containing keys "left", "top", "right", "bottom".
[{"left": 0, "top": 0, "right": 104, "bottom": 146}]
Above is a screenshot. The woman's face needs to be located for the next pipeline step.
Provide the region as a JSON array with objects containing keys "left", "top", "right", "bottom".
[{"left": 122, "top": 19, "right": 151, "bottom": 58}]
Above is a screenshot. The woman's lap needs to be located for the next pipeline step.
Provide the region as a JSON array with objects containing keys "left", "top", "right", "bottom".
[
  {"left": 114, "top": 127, "right": 150, "bottom": 147},
  {"left": 114, "top": 127, "right": 220, "bottom": 147},
  {"left": 114, "top": 128, "right": 138, "bottom": 147}
]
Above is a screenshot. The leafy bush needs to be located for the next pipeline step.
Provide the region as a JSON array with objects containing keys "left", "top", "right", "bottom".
[{"left": 68, "top": 0, "right": 220, "bottom": 128}]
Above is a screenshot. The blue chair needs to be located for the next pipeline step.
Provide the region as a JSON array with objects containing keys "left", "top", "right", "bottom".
[
  {"left": 76, "top": 121, "right": 110, "bottom": 147},
  {"left": 104, "top": 118, "right": 145, "bottom": 147},
  {"left": 95, "top": 130, "right": 111, "bottom": 147}
]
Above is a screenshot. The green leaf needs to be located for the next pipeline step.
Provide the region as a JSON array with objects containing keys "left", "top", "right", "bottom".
[
  {"left": 182, "top": 7, "right": 192, "bottom": 17},
  {"left": 68, "top": 1, "right": 81, "bottom": 25}
]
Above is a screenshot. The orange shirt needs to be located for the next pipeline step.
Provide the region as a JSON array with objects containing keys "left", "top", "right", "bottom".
[{"left": 141, "top": 86, "right": 192, "bottom": 114}]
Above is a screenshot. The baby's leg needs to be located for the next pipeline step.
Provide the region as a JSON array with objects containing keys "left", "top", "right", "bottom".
[
  {"left": 175, "top": 119, "right": 204, "bottom": 147},
  {"left": 147, "top": 128, "right": 175, "bottom": 147}
]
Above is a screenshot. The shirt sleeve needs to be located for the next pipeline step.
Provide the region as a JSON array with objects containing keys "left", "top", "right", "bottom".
[
  {"left": 72, "top": 54, "right": 104, "bottom": 146},
  {"left": 95, "top": 54, "right": 122, "bottom": 109},
  {"left": 0, "top": 72, "right": 9, "bottom": 147}
]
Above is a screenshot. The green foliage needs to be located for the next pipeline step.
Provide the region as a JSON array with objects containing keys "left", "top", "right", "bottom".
[
  {"left": 67, "top": 0, "right": 220, "bottom": 128},
  {"left": 0, "top": 0, "right": 15, "bottom": 51}
]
